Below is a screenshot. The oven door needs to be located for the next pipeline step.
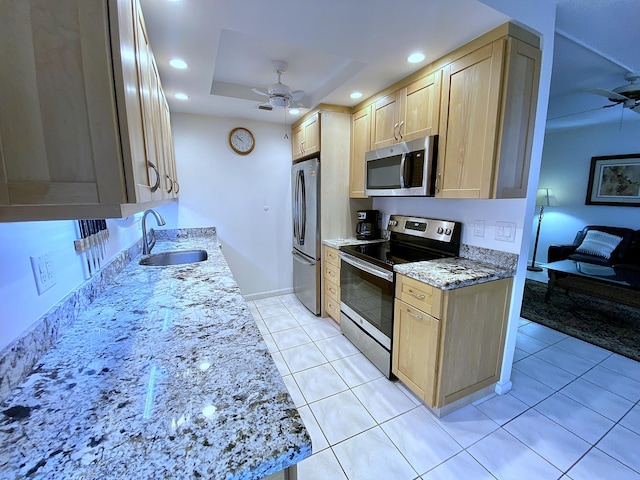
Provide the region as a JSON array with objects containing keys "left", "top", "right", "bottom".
[{"left": 339, "top": 252, "right": 394, "bottom": 349}]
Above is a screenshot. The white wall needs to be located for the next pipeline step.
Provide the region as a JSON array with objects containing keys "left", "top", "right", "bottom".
[
  {"left": 529, "top": 120, "right": 640, "bottom": 264},
  {"left": 170, "top": 113, "right": 293, "bottom": 298},
  {"left": 0, "top": 213, "right": 157, "bottom": 352},
  {"left": 374, "top": 197, "right": 527, "bottom": 253}
]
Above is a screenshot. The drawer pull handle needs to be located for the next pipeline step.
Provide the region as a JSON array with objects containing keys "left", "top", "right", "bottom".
[
  {"left": 408, "top": 289, "right": 426, "bottom": 299},
  {"left": 407, "top": 310, "right": 424, "bottom": 320}
]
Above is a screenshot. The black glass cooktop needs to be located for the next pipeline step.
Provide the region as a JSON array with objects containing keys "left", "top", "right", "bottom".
[{"left": 340, "top": 241, "right": 448, "bottom": 271}]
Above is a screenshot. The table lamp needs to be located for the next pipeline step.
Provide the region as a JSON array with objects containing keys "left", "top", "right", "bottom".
[{"left": 528, "top": 188, "right": 559, "bottom": 272}]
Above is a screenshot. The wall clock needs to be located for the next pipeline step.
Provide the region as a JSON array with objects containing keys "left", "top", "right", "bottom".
[{"left": 229, "top": 127, "right": 255, "bottom": 155}]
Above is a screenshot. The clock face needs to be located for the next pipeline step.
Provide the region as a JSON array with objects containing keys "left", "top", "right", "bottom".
[{"left": 229, "top": 127, "right": 255, "bottom": 155}]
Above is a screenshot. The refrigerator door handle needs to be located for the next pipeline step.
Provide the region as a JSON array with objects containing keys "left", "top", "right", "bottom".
[
  {"left": 299, "top": 170, "right": 306, "bottom": 245},
  {"left": 293, "top": 170, "right": 300, "bottom": 242},
  {"left": 292, "top": 250, "right": 315, "bottom": 266}
]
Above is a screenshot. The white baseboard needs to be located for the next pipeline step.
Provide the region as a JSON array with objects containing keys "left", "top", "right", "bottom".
[
  {"left": 495, "top": 379, "right": 513, "bottom": 395},
  {"left": 244, "top": 288, "right": 294, "bottom": 301}
]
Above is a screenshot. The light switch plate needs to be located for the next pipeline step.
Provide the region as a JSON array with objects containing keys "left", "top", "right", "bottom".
[
  {"left": 473, "top": 220, "right": 485, "bottom": 237},
  {"left": 30, "top": 253, "right": 56, "bottom": 295},
  {"left": 495, "top": 221, "right": 516, "bottom": 242}
]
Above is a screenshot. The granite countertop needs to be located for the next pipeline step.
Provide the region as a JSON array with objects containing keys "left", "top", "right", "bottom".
[
  {"left": 323, "top": 237, "right": 386, "bottom": 249},
  {"left": 394, "top": 257, "right": 514, "bottom": 290},
  {"left": 0, "top": 229, "right": 311, "bottom": 479}
]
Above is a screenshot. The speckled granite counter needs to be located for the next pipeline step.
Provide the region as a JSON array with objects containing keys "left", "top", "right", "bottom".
[
  {"left": 394, "top": 257, "right": 514, "bottom": 290},
  {"left": 0, "top": 228, "right": 311, "bottom": 479},
  {"left": 323, "top": 238, "right": 385, "bottom": 249}
]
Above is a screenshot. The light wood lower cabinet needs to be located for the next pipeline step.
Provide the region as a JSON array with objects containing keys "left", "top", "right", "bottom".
[
  {"left": 392, "top": 274, "right": 513, "bottom": 410},
  {"left": 323, "top": 246, "right": 341, "bottom": 324},
  {"left": 0, "top": 0, "right": 177, "bottom": 221}
]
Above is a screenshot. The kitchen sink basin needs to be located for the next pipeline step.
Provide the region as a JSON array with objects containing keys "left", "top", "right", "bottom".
[{"left": 139, "top": 249, "right": 208, "bottom": 266}]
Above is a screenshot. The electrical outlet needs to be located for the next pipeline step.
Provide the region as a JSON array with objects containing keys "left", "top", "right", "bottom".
[
  {"left": 30, "top": 253, "right": 56, "bottom": 295},
  {"left": 495, "top": 221, "right": 517, "bottom": 242},
  {"left": 473, "top": 220, "right": 485, "bottom": 237}
]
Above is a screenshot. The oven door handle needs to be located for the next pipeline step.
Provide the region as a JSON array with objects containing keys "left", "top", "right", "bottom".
[{"left": 339, "top": 252, "right": 394, "bottom": 282}]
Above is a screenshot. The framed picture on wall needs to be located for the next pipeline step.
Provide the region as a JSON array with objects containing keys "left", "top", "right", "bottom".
[{"left": 586, "top": 153, "right": 640, "bottom": 206}]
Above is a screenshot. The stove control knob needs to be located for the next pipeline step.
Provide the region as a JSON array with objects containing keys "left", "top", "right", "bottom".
[
  {"left": 445, "top": 228, "right": 452, "bottom": 235},
  {"left": 389, "top": 220, "right": 398, "bottom": 227},
  {"left": 437, "top": 227, "right": 444, "bottom": 234}
]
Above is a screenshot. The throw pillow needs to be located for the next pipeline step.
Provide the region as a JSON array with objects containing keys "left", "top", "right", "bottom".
[{"left": 575, "top": 230, "right": 623, "bottom": 259}]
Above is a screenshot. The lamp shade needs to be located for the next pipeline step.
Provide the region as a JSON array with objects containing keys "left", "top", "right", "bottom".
[{"left": 536, "top": 188, "right": 558, "bottom": 207}]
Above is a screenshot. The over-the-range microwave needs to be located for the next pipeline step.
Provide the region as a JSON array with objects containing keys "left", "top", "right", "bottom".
[{"left": 364, "top": 135, "right": 438, "bottom": 196}]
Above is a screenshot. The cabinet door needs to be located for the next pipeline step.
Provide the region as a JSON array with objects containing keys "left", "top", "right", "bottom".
[
  {"left": 302, "top": 114, "right": 320, "bottom": 156},
  {"left": 371, "top": 93, "right": 400, "bottom": 149},
  {"left": 493, "top": 38, "right": 541, "bottom": 198},
  {"left": 350, "top": 105, "right": 371, "bottom": 198},
  {"left": 134, "top": 5, "right": 163, "bottom": 202},
  {"left": 0, "top": 0, "right": 125, "bottom": 208},
  {"left": 291, "top": 124, "right": 304, "bottom": 161},
  {"left": 437, "top": 40, "right": 505, "bottom": 199},
  {"left": 392, "top": 299, "right": 440, "bottom": 405},
  {"left": 400, "top": 71, "right": 442, "bottom": 142}
]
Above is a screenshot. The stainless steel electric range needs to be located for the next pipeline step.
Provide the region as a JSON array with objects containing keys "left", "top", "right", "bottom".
[{"left": 338, "top": 215, "right": 461, "bottom": 378}]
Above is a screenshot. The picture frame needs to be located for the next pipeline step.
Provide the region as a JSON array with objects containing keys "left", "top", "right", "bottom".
[{"left": 586, "top": 153, "right": 640, "bottom": 206}]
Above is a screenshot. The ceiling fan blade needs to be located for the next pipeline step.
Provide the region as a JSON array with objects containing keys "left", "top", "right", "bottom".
[
  {"left": 631, "top": 104, "right": 640, "bottom": 115},
  {"left": 547, "top": 103, "right": 617, "bottom": 121},
  {"left": 289, "top": 90, "right": 305, "bottom": 101},
  {"left": 588, "top": 88, "right": 629, "bottom": 102},
  {"left": 257, "top": 103, "right": 273, "bottom": 111},
  {"left": 252, "top": 88, "right": 269, "bottom": 97}
]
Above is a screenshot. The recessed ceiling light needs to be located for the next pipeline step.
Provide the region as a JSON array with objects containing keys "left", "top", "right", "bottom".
[
  {"left": 289, "top": 108, "right": 300, "bottom": 115},
  {"left": 174, "top": 93, "right": 189, "bottom": 100},
  {"left": 169, "top": 58, "right": 188, "bottom": 69},
  {"left": 407, "top": 52, "right": 426, "bottom": 64},
  {"left": 350, "top": 91, "right": 363, "bottom": 99}
]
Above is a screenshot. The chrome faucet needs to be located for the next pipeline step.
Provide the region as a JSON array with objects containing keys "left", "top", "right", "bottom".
[{"left": 141, "top": 209, "right": 166, "bottom": 255}]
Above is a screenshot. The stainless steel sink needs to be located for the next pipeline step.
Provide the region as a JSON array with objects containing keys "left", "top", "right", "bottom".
[{"left": 139, "top": 249, "right": 208, "bottom": 266}]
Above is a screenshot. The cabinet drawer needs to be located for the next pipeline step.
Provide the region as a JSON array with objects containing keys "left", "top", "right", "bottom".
[
  {"left": 324, "top": 262, "right": 340, "bottom": 284},
  {"left": 396, "top": 274, "right": 442, "bottom": 318},
  {"left": 325, "top": 295, "right": 341, "bottom": 323},
  {"left": 324, "top": 246, "right": 341, "bottom": 267},
  {"left": 325, "top": 279, "right": 340, "bottom": 303}
]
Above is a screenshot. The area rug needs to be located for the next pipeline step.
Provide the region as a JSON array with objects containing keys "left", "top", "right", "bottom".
[{"left": 520, "top": 279, "right": 640, "bottom": 362}]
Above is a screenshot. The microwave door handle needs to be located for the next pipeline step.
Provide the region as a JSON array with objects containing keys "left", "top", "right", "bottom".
[
  {"left": 300, "top": 170, "right": 306, "bottom": 245},
  {"left": 399, "top": 152, "right": 407, "bottom": 189}
]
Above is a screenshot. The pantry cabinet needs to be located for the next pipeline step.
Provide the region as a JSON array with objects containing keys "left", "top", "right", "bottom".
[
  {"left": 392, "top": 274, "right": 512, "bottom": 412},
  {"left": 291, "top": 113, "right": 320, "bottom": 161},
  {"left": 436, "top": 37, "right": 540, "bottom": 199},
  {"left": 370, "top": 72, "right": 441, "bottom": 150},
  {"left": 0, "top": 0, "right": 177, "bottom": 221}
]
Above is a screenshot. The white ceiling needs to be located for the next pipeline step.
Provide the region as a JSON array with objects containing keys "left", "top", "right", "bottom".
[{"left": 139, "top": 0, "right": 640, "bottom": 130}]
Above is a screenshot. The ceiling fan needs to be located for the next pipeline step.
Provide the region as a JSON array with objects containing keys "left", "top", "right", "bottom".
[
  {"left": 588, "top": 72, "right": 640, "bottom": 115},
  {"left": 252, "top": 60, "right": 305, "bottom": 111}
]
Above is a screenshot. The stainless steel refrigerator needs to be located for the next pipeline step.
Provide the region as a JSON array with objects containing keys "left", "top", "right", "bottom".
[{"left": 292, "top": 157, "right": 321, "bottom": 314}]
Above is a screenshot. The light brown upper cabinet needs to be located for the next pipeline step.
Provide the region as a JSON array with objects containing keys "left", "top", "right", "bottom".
[
  {"left": 436, "top": 37, "right": 540, "bottom": 199},
  {"left": 292, "top": 113, "right": 320, "bottom": 161},
  {"left": 349, "top": 105, "right": 372, "bottom": 198},
  {"left": 0, "top": 0, "right": 177, "bottom": 221},
  {"left": 370, "top": 72, "right": 442, "bottom": 150}
]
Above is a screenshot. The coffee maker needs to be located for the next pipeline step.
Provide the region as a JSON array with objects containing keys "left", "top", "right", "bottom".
[{"left": 356, "top": 210, "right": 380, "bottom": 240}]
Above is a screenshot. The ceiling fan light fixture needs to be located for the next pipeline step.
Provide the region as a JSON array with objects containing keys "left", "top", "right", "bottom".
[{"left": 270, "top": 96, "right": 289, "bottom": 109}]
